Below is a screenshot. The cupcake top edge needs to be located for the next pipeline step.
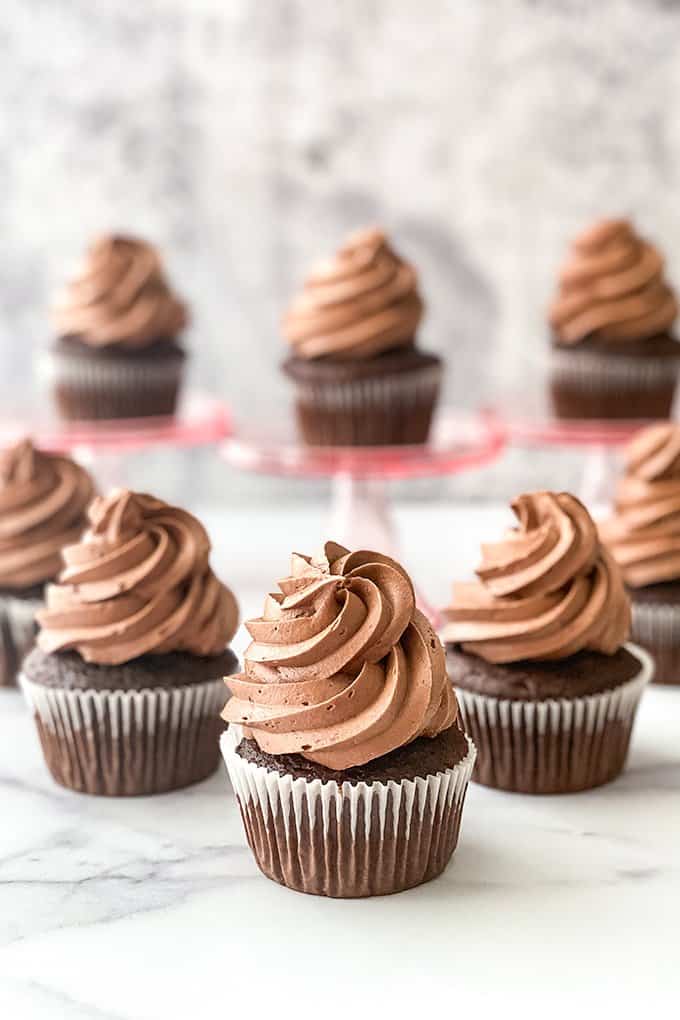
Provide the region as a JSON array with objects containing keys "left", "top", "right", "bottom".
[
  {"left": 0, "top": 438, "right": 96, "bottom": 590},
  {"left": 548, "top": 218, "right": 678, "bottom": 347},
  {"left": 282, "top": 226, "right": 424, "bottom": 361},
  {"left": 441, "top": 490, "right": 631, "bottom": 664},
  {"left": 52, "top": 234, "right": 189, "bottom": 351},
  {"left": 222, "top": 540, "right": 459, "bottom": 770},
  {"left": 37, "top": 488, "right": 239, "bottom": 665},
  {"left": 599, "top": 423, "right": 680, "bottom": 588}
]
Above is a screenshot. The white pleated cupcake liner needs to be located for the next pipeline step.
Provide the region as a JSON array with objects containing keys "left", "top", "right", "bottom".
[
  {"left": 40, "top": 349, "right": 185, "bottom": 387},
  {"left": 0, "top": 594, "right": 42, "bottom": 687},
  {"left": 39, "top": 349, "right": 184, "bottom": 420},
  {"left": 20, "top": 674, "right": 227, "bottom": 795},
  {"left": 550, "top": 347, "right": 679, "bottom": 391},
  {"left": 631, "top": 600, "right": 680, "bottom": 685},
  {"left": 455, "top": 642, "right": 653, "bottom": 794},
  {"left": 293, "top": 364, "right": 443, "bottom": 412},
  {"left": 291, "top": 363, "right": 442, "bottom": 446},
  {"left": 221, "top": 730, "right": 476, "bottom": 897}
]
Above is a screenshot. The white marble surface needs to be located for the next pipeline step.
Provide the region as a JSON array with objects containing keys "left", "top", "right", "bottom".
[{"left": 1, "top": 505, "right": 679, "bottom": 1018}]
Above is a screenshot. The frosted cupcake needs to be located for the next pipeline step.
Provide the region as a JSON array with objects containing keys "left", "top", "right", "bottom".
[
  {"left": 600, "top": 424, "right": 680, "bottom": 685},
  {"left": 441, "top": 492, "right": 652, "bottom": 794},
  {"left": 0, "top": 439, "right": 94, "bottom": 686},
  {"left": 282, "top": 228, "right": 442, "bottom": 446},
  {"left": 548, "top": 219, "right": 680, "bottom": 419},
  {"left": 21, "top": 489, "right": 239, "bottom": 795},
  {"left": 221, "top": 542, "right": 475, "bottom": 897},
  {"left": 50, "top": 235, "right": 188, "bottom": 420}
]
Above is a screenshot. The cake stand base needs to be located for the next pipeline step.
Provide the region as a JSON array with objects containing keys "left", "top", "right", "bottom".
[
  {"left": 327, "top": 475, "right": 396, "bottom": 554},
  {"left": 577, "top": 444, "right": 624, "bottom": 510}
]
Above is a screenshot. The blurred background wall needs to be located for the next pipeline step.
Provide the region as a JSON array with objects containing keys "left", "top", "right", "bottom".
[{"left": 2, "top": 1, "right": 679, "bottom": 504}]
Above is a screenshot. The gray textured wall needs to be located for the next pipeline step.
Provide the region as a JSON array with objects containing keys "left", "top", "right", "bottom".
[{"left": 2, "top": 1, "right": 679, "bottom": 504}]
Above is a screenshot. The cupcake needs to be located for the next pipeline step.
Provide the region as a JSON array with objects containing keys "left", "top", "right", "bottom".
[
  {"left": 548, "top": 219, "right": 680, "bottom": 420},
  {"left": 600, "top": 423, "right": 680, "bottom": 685},
  {"left": 441, "top": 491, "right": 652, "bottom": 794},
  {"left": 0, "top": 439, "right": 94, "bottom": 687},
  {"left": 49, "top": 235, "right": 188, "bottom": 421},
  {"left": 20, "top": 489, "right": 239, "bottom": 795},
  {"left": 221, "top": 542, "right": 475, "bottom": 897},
  {"left": 282, "top": 228, "right": 442, "bottom": 446}
]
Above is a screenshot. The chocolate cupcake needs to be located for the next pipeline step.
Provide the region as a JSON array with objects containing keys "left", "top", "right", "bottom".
[
  {"left": 548, "top": 219, "right": 680, "bottom": 420},
  {"left": 600, "top": 424, "right": 680, "bottom": 685},
  {"left": 0, "top": 439, "right": 94, "bottom": 687},
  {"left": 49, "top": 235, "right": 188, "bottom": 420},
  {"left": 221, "top": 542, "right": 475, "bottom": 897},
  {"left": 282, "top": 228, "right": 442, "bottom": 446},
  {"left": 441, "top": 491, "right": 652, "bottom": 794},
  {"left": 20, "top": 489, "right": 239, "bottom": 795}
]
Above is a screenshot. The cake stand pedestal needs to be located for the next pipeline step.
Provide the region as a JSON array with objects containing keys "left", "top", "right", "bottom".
[
  {"left": 0, "top": 390, "right": 232, "bottom": 490},
  {"left": 221, "top": 412, "right": 505, "bottom": 621},
  {"left": 327, "top": 475, "right": 398, "bottom": 552}
]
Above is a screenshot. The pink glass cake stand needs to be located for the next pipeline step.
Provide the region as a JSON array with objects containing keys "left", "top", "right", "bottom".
[
  {"left": 221, "top": 412, "right": 505, "bottom": 619},
  {"left": 485, "top": 393, "right": 665, "bottom": 507},
  {"left": 0, "top": 390, "right": 232, "bottom": 489}
]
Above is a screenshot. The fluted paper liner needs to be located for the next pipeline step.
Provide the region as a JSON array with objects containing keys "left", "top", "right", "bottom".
[
  {"left": 456, "top": 643, "right": 653, "bottom": 794},
  {"left": 221, "top": 729, "right": 476, "bottom": 898},
  {"left": 0, "top": 594, "right": 41, "bottom": 687},
  {"left": 632, "top": 601, "right": 680, "bottom": 686},
  {"left": 291, "top": 363, "right": 442, "bottom": 446},
  {"left": 43, "top": 348, "right": 184, "bottom": 420},
  {"left": 20, "top": 674, "right": 227, "bottom": 795},
  {"left": 550, "top": 346, "right": 679, "bottom": 419}
]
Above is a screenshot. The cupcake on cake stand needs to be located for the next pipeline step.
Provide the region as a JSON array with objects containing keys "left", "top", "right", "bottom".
[
  {"left": 500, "top": 217, "right": 680, "bottom": 508},
  {"left": 224, "top": 225, "right": 503, "bottom": 612},
  {"left": 547, "top": 219, "right": 680, "bottom": 422},
  {"left": 48, "top": 234, "right": 188, "bottom": 422},
  {"left": 0, "top": 232, "right": 235, "bottom": 489}
]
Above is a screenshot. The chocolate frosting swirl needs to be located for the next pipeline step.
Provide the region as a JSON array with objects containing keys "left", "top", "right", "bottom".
[
  {"left": 223, "top": 542, "right": 458, "bottom": 769},
  {"left": 549, "top": 219, "right": 678, "bottom": 345},
  {"left": 0, "top": 440, "right": 95, "bottom": 590},
  {"left": 441, "top": 492, "right": 630, "bottom": 663},
  {"left": 600, "top": 424, "right": 680, "bottom": 587},
  {"left": 283, "top": 228, "right": 423, "bottom": 360},
  {"left": 53, "top": 235, "right": 188, "bottom": 349},
  {"left": 38, "top": 490, "right": 238, "bottom": 664}
]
